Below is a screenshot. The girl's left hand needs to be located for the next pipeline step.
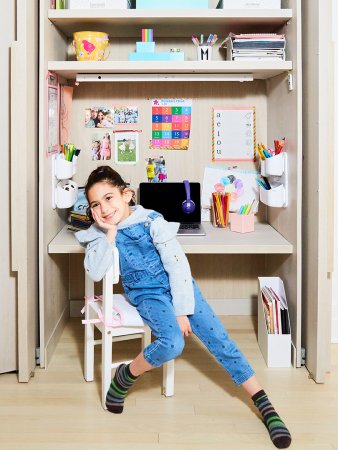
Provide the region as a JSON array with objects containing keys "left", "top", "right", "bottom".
[
  {"left": 91, "top": 209, "right": 117, "bottom": 242},
  {"left": 176, "top": 315, "right": 192, "bottom": 337}
]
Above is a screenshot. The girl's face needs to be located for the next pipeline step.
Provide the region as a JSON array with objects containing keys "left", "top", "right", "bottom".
[{"left": 88, "top": 181, "right": 132, "bottom": 225}]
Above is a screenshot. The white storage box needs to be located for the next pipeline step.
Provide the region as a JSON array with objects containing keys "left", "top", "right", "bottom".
[
  {"left": 221, "top": 0, "right": 281, "bottom": 8},
  {"left": 68, "top": 0, "right": 130, "bottom": 8},
  {"left": 258, "top": 277, "right": 291, "bottom": 368}
]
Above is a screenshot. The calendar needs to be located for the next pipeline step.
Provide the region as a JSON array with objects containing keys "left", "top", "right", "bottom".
[{"left": 150, "top": 99, "right": 192, "bottom": 150}]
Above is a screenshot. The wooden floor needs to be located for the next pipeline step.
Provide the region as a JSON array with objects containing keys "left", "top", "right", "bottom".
[{"left": 1, "top": 316, "right": 338, "bottom": 450}]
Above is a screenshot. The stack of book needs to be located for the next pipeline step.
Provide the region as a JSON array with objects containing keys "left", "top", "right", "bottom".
[
  {"left": 222, "top": 33, "right": 286, "bottom": 61},
  {"left": 69, "top": 188, "right": 91, "bottom": 230},
  {"left": 261, "top": 286, "right": 290, "bottom": 335}
]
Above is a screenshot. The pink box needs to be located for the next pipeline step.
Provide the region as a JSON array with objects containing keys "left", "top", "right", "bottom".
[{"left": 230, "top": 213, "right": 254, "bottom": 233}]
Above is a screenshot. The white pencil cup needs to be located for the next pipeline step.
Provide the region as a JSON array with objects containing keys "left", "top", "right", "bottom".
[
  {"left": 55, "top": 180, "right": 78, "bottom": 209},
  {"left": 54, "top": 158, "right": 76, "bottom": 180},
  {"left": 197, "top": 45, "right": 212, "bottom": 61}
]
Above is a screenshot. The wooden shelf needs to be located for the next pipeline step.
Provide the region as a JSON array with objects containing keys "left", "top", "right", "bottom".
[
  {"left": 48, "top": 223, "right": 293, "bottom": 255},
  {"left": 48, "top": 9, "right": 292, "bottom": 38},
  {"left": 48, "top": 60, "right": 292, "bottom": 80}
]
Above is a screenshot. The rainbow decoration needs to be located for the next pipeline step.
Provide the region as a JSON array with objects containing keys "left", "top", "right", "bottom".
[{"left": 142, "top": 28, "right": 153, "bottom": 42}]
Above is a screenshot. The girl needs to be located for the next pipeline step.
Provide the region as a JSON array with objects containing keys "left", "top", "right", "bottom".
[{"left": 76, "top": 166, "right": 291, "bottom": 450}]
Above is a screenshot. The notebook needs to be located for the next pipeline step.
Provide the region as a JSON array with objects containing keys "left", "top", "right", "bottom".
[{"left": 139, "top": 182, "right": 206, "bottom": 236}]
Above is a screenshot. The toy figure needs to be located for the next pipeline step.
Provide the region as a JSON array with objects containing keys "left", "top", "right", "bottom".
[
  {"left": 158, "top": 161, "right": 167, "bottom": 182},
  {"left": 146, "top": 158, "right": 156, "bottom": 182}
]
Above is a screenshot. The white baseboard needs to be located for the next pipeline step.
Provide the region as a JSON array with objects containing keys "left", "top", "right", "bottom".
[
  {"left": 44, "top": 302, "right": 70, "bottom": 368},
  {"left": 70, "top": 297, "right": 257, "bottom": 318}
]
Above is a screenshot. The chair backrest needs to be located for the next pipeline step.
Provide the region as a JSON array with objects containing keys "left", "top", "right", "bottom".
[{"left": 102, "top": 247, "right": 120, "bottom": 321}]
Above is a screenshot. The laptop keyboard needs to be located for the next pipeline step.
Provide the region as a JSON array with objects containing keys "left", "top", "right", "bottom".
[{"left": 179, "top": 224, "right": 199, "bottom": 230}]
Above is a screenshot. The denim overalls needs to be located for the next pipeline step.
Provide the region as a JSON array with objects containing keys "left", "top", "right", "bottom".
[{"left": 116, "top": 212, "right": 254, "bottom": 385}]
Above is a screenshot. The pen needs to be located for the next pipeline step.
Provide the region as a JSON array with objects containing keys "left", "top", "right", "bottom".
[
  {"left": 262, "top": 176, "right": 271, "bottom": 190},
  {"left": 191, "top": 35, "right": 200, "bottom": 46},
  {"left": 207, "top": 34, "right": 213, "bottom": 45},
  {"left": 256, "top": 178, "right": 268, "bottom": 190}
]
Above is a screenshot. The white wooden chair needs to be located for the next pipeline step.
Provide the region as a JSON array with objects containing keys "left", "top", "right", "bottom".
[{"left": 83, "top": 247, "right": 175, "bottom": 409}]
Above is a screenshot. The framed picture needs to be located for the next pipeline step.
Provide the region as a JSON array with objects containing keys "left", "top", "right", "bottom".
[
  {"left": 114, "top": 130, "right": 139, "bottom": 164},
  {"left": 212, "top": 106, "right": 256, "bottom": 161},
  {"left": 47, "top": 72, "right": 60, "bottom": 155}
]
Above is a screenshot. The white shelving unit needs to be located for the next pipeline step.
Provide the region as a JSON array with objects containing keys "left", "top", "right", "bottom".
[{"left": 40, "top": 0, "right": 302, "bottom": 369}]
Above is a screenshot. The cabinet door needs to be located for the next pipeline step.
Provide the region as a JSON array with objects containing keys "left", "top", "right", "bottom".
[
  {"left": 302, "top": 0, "right": 334, "bottom": 382},
  {"left": 0, "top": 0, "right": 17, "bottom": 375},
  {"left": 10, "top": 0, "right": 39, "bottom": 382}
]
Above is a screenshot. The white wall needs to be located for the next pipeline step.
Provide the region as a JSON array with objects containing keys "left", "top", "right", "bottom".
[{"left": 332, "top": 0, "right": 338, "bottom": 343}]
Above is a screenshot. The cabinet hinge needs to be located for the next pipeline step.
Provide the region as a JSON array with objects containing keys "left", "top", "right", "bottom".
[{"left": 35, "top": 347, "right": 40, "bottom": 365}]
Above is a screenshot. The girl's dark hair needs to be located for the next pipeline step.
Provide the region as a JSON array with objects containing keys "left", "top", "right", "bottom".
[{"left": 85, "top": 165, "right": 135, "bottom": 222}]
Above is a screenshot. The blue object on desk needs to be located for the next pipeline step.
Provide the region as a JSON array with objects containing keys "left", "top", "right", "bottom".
[
  {"left": 129, "top": 52, "right": 185, "bottom": 61},
  {"left": 136, "top": 42, "right": 155, "bottom": 53},
  {"left": 136, "top": 0, "right": 208, "bottom": 7}
]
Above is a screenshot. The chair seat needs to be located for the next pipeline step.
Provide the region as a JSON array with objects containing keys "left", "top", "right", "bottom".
[{"left": 86, "top": 294, "right": 146, "bottom": 337}]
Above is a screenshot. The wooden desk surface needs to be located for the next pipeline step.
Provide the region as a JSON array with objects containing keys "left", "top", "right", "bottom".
[{"left": 48, "top": 223, "right": 293, "bottom": 255}]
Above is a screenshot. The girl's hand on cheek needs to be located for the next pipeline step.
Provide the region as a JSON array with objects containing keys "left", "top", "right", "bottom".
[
  {"left": 92, "top": 210, "right": 117, "bottom": 243},
  {"left": 92, "top": 209, "right": 116, "bottom": 232}
]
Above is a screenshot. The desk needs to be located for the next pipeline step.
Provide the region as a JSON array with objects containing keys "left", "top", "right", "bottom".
[{"left": 48, "top": 222, "right": 293, "bottom": 255}]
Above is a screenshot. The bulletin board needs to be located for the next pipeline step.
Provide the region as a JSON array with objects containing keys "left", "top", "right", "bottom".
[{"left": 212, "top": 106, "right": 256, "bottom": 161}]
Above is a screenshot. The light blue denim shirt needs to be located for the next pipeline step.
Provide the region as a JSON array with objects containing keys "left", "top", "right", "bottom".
[{"left": 75, "top": 205, "right": 195, "bottom": 316}]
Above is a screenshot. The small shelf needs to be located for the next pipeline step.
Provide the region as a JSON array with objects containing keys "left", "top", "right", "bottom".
[
  {"left": 48, "top": 9, "right": 292, "bottom": 38},
  {"left": 48, "top": 223, "right": 293, "bottom": 255},
  {"left": 48, "top": 60, "right": 292, "bottom": 80}
]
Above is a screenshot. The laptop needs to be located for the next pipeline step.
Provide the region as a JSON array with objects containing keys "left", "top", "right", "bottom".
[{"left": 139, "top": 182, "right": 206, "bottom": 236}]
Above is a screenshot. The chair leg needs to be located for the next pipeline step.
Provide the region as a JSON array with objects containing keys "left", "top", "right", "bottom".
[
  {"left": 162, "top": 359, "right": 175, "bottom": 397},
  {"left": 84, "top": 274, "right": 95, "bottom": 382},
  {"left": 101, "top": 326, "right": 113, "bottom": 410},
  {"left": 143, "top": 325, "right": 152, "bottom": 349}
]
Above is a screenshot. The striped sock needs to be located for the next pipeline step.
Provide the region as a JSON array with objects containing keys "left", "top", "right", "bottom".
[
  {"left": 105, "top": 363, "right": 138, "bottom": 414},
  {"left": 252, "top": 390, "right": 291, "bottom": 449}
]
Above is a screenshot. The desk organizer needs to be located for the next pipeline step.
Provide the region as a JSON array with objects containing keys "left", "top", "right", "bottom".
[
  {"left": 258, "top": 277, "right": 291, "bottom": 368},
  {"left": 259, "top": 152, "right": 288, "bottom": 207},
  {"left": 230, "top": 213, "right": 254, "bottom": 233},
  {"left": 129, "top": 29, "right": 184, "bottom": 61},
  {"left": 52, "top": 154, "right": 78, "bottom": 209}
]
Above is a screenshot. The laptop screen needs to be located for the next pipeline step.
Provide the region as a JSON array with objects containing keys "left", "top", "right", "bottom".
[{"left": 139, "top": 182, "right": 201, "bottom": 224}]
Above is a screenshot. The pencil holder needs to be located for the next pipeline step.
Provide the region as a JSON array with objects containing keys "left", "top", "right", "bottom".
[
  {"left": 230, "top": 213, "right": 254, "bottom": 233},
  {"left": 259, "top": 183, "right": 286, "bottom": 208},
  {"left": 55, "top": 180, "right": 78, "bottom": 209},
  {"left": 54, "top": 158, "right": 75, "bottom": 180},
  {"left": 261, "top": 152, "right": 285, "bottom": 177},
  {"left": 197, "top": 45, "right": 212, "bottom": 61}
]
